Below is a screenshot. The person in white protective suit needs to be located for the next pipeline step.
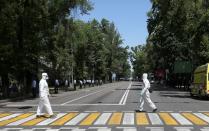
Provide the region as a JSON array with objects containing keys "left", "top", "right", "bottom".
[
  {"left": 36, "top": 73, "right": 55, "bottom": 118},
  {"left": 138, "top": 73, "right": 157, "bottom": 112}
]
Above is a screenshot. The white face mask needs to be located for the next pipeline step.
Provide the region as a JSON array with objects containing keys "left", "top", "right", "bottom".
[
  {"left": 42, "top": 74, "right": 48, "bottom": 80},
  {"left": 41, "top": 72, "right": 48, "bottom": 80}
]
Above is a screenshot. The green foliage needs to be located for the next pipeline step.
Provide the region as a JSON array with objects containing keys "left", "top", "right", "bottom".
[
  {"left": 130, "top": 45, "right": 150, "bottom": 78},
  {"left": 0, "top": 0, "right": 130, "bottom": 97},
  {"left": 145, "top": 0, "right": 209, "bottom": 74}
]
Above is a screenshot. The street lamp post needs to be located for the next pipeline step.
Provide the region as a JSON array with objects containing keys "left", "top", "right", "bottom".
[{"left": 71, "top": 44, "right": 74, "bottom": 90}]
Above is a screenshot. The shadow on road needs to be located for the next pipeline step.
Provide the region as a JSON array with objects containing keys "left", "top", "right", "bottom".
[{"left": 133, "top": 82, "right": 209, "bottom": 101}]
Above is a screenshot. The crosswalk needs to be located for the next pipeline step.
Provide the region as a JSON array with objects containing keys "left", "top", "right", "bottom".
[
  {"left": 0, "top": 112, "right": 209, "bottom": 126},
  {"left": 1, "top": 127, "right": 209, "bottom": 131}
]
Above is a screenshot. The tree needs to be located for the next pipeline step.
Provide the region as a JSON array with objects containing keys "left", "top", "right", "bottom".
[{"left": 0, "top": 0, "right": 92, "bottom": 97}]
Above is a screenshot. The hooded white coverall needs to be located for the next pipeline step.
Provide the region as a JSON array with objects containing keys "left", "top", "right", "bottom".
[
  {"left": 138, "top": 73, "right": 157, "bottom": 111},
  {"left": 36, "top": 73, "right": 53, "bottom": 116}
]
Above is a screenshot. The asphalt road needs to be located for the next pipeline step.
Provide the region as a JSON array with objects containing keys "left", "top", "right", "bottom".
[{"left": 0, "top": 81, "right": 209, "bottom": 131}]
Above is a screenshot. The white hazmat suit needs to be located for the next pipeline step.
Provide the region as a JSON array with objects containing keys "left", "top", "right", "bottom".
[
  {"left": 36, "top": 73, "right": 54, "bottom": 117},
  {"left": 138, "top": 73, "right": 157, "bottom": 112}
]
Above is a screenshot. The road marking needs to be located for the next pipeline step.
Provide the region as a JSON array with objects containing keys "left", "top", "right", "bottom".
[
  {"left": 60, "top": 127, "right": 79, "bottom": 129},
  {"left": 159, "top": 113, "right": 178, "bottom": 125},
  {"left": 89, "top": 127, "right": 111, "bottom": 131},
  {"left": 108, "top": 112, "right": 123, "bottom": 125},
  {"left": 117, "top": 127, "right": 137, "bottom": 131},
  {"left": 6, "top": 103, "right": 120, "bottom": 107},
  {"left": 50, "top": 113, "right": 78, "bottom": 126},
  {"left": 182, "top": 113, "right": 207, "bottom": 125},
  {"left": 80, "top": 113, "right": 100, "bottom": 125},
  {"left": 8, "top": 114, "right": 36, "bottom": 126},
  {"left": 146, "top": 127, "right": 164, "bottom": 131},
  {"left": 204, "top": 112, "right": 209, "bottom": 117},
  {"left": 171, "top": 113, "right": 193, "bottom": 125},
  {"left": 45, "top": 129, "right": 59, "bottom": 131},
  {"left": 21, "top": 116, "right": 46, "bottom": 126},
  {"left": 94, "top": 113, "right": 112, "bottom": 125},
  {"left": 65, "top": 103, "right": 120, "bottom": 106},
  {"left": 174, "top": 127, "right": 194, "bottom": 131},
  {"left": 2, "top": 112, "right": 209, "bottom": 126},
  {"left": 37, "top": 113, "right": 66, "bottom": 125},
  {"left": 119, "top": 82, "right": 132, "bottom": 105},
  {"left": 71, "top": 128, "right": 85, "bottom": 131},
  {"left": 61, "top": 87, "right": 112, "bottom": 105},
  {"left": 0, "top": 113, "right": 22, "bottom": 122},
  {"left": 0, "top": 113, "right": 11, "bottom": 118},
  {"left": 65, "top": 113, "right": 89, "bottom": 125},
  {"left": 148, "top": 113, "right": 163, "bottom": 125},
  {"left": 194, "top": 113, "right": 209, "bottom": 123},
  {"left": 123, "top": 113, "right": 134, "bottom": 125},
  {"left": 136, "top": 113, "right": 149, "bottom": 125}
]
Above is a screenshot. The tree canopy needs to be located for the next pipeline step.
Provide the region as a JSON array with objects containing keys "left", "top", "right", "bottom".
[
  {"left": 131, "top": 0, "right": 209, "bottom": 79},
  {"left": 0, "top": 0, "right": 130, "bottom": 97}
]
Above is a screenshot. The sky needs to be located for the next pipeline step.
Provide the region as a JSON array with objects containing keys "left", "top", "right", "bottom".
[{"left": 77, "top": 0, "right": 152, "bottom": 47}]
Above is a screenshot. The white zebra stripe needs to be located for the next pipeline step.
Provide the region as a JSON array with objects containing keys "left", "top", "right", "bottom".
[
  {"left": 171, "top": 113, "right": 193, "bottom": 125},
  {"left": 148, "top": 113, "right": 163, "bottom": 125},
  {"left": 71, "top": 129, "right": 86, "bottom": 131},
  {"left": 117, "top": 127, "right": 137, "bottom": 131},
  {"left": 97, "top": 129, "right": 111, "bottom": 131},
  {"left": 174, "top": 127, "right": 194, "bottom": 131},
  {"left": 146, "top": 127, "right": 164, "bottom": 131},
  {"left": 122, "top": 113, "right": 134, "bottom": 125},
  {"left": 45, "top": 129, "right": 60, "bottom": 131},
  {"left": 194, "top": 113, "right": 209, "bottom": 123},
  {"left": 94, "top": 113, "right": 112, "bottom": 125},
  {"left": 0, "top": 113, "right": 22, "bottom": 122},
  {"left": 8, "top": 114, "right": 36, "bottom": 126},
  {"left": 89, "top": 127, "right": 111, "bottom": 131},
  {"left": 65, "top": 113, "right": 89, "bottom": 125},
  {"left": 37, "top": 113, "right": 66, "bottom": 125}
]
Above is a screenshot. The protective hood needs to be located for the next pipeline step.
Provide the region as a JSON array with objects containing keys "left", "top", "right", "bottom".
[
  {"left": 142, "top": 73, "right": 148, "bottom": 80},
  {"left": 42, "top": 73, "right": 48, "bottom": 80}
]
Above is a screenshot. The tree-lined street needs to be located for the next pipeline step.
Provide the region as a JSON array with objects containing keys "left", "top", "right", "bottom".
[
  {"left": 2, "top": 0, "right": 209, "bottom": 131},
  {"left": 0, "top": 82, "right": 209, "bottom": 130}
]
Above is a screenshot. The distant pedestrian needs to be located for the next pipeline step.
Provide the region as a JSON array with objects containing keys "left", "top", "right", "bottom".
[
  {"left": 55, "top": 79, "right": 59, "bottom": 94},
  {"left": 65, "top": 79, "right": 68, "bottom": 90},
  {"left": 137, "top": 73, "right": 157, "bottom": 112},
  {"left": 83, "top": 79, "right": 86, "bottom": 87},
  {"left": 36, "top": 73, "right": 55, "bottom": 118},
  {"left": 32, "top": 79, "right": 37, "bottom": 98},
  {"left": 0, "top": 76, "right": 2, "bottom": 87}
]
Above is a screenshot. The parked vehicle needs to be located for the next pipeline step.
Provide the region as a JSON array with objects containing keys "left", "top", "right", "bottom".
[{"left": 190, "top": 63, "right": 209, "bottom": 97}]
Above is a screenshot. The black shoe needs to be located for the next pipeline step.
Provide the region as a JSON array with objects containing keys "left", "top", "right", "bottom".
[
  {"left": 153, "top": 108, "right": 158, "bottom": 112},
  {"left": 36, "top": 115, "right": 43, "bottom": 118},
  {"left": 135, "top": 109, "right": 146, "bottom": 112}
]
